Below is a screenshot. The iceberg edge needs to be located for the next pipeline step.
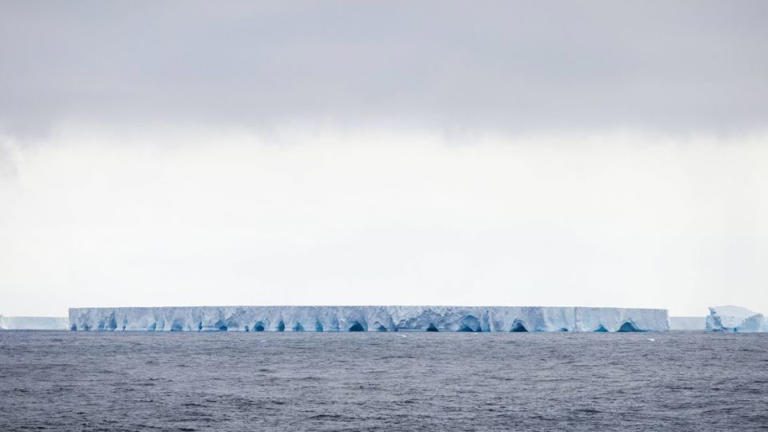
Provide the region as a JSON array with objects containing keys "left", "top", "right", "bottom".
[{"left": 68, "top": 306, "right": 670, "bottom": 332}]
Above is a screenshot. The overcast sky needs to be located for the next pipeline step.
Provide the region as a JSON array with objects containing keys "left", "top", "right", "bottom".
[{"left": 1, "top": 1, "right": 766, "bottom": 316}]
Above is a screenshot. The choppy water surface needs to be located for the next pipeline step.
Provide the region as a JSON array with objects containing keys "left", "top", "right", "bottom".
[{"left": 1, "top": 332, "right": 767, "bottom": 431}]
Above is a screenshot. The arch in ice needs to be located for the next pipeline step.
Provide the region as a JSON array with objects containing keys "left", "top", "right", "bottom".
[
  {"left": 458, "top": 315, "right": 482, "bottom": 332},
  {"left": 348, "top": 322, "right": 366, "bottom": 332},
  {"left": 106, "top": 315, "right": 118, "bottom": 331},
  {"left": 170, "top": 319, "right": 185, "bottom": 332},
  {"left": 214, "top": 320, "right": 228, "bottom": 331},
  {"left": 617, "top": 321, "right": 641, "bottom": 332},
  {"left": 510, "top": 320, "right": 528, "bottom": 332}
]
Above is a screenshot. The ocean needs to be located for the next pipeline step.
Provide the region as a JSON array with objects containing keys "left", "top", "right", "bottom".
[{"left": 1, "top": 331, "right": 766, "bottom": 431}]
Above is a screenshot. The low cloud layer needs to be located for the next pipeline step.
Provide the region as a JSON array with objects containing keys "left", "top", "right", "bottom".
[{"left": 2, "top": 1, "right": 767, "bottom": 137}]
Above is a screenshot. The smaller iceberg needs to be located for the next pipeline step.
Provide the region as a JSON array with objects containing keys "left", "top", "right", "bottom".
[
  {"left": 669, "top": 317, "right": 705, "bottom": 331},
  {"left": 0, "top": 316, "right": 69, "bottom": 330},
  {"left": 706, "top": 306, "right": 767, "bottom": 333}
]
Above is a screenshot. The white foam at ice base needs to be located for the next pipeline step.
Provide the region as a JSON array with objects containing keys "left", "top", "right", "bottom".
[
  {"left": 0, "top": 316, "right": 70, "bottom": 330},
  {"left": 68, "top": 306, "right": 669, "bottom": 332},
  {"left": 706, "top": 306, "right": 767, "bottom": 333}
]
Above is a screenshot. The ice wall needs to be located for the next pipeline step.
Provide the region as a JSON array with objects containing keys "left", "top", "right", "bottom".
[
  {"left": 68, "top": 306, "right": 669, "bottom": 332},
  {"left": 669, "top": 317, "right": 705, "bottom": 331},
  {"left": 706, "top": 306, "right": 767, "bottom": 332},
  {"left": 0, "top": 316, "right": 70, "bottom": 330}
]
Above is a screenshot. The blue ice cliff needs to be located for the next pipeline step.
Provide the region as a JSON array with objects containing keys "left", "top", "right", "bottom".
[{"left": 68, "top": 306, "right": 669, "bottom": 332}]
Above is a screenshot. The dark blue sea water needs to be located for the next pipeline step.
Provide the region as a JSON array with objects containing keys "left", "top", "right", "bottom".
[{"left": 1, "top": 331, "right": 767, "bottom": 431}]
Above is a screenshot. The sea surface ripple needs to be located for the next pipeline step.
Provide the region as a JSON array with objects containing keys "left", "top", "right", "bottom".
[{"left": 1, "top": 331, "right": 767, "bottom": 431}]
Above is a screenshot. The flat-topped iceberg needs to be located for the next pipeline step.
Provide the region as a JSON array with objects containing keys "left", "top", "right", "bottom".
[
  {"left": 0, "top": 316, "right": 69, "bottom": 330},
  {"left": 706, "top": 306, "right": 767, "bottom": 332},
  {"left": 669, "top": 317, "right": 705, "bottom": 331},
  {"left": 69, "top": 306, "right": 669, "bottom": 332}
]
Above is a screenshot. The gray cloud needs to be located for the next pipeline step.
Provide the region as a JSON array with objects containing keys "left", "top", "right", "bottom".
[{"left": 1, "top": 0, "right": 767, "bottom": 137}]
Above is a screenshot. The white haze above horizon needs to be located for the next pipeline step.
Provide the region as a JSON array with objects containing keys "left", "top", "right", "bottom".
[{"left": 1, "top": 125, "right": 766, "bottom": 317}]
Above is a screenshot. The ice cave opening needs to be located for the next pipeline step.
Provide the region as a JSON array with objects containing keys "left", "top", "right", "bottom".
[
  {"left": 253, "top": 322, "right": 265, "bottom": 332},
  {"left": 293, "top": 323, "right": 304, "bottom": 332},
  {"left": 348, "top": 322, "right": 366, "bottom": 332},
  {"left": 594, "top": 325, "right": 609, "bottom": 332},
  {"left": 170, "top": 320, "right": 184, "bottom": 332},
  {"left": 426, "top": 324, "right": 439, "bottom": 332},
  {"left": 511, "top": 321, "right": 528, "bottom": 332},
  {"left": 617, "top": 321, "right": 641, "bottom": 332},
  {"left": 277, "top": 321, "right": 286, "bottom": 332},
  {"left": 108, "top": 316, "right": 118, "bottom": 331},
  {"left": 315, "top": 321, "right": 324, "bottom": 332},
  {"left": 459, "top": 315, "right": 482, "bottom": 332}
]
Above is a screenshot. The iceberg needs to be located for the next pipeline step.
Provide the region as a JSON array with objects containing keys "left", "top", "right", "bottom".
[
  {"left": 68, "top": 306, "right": 669, "bottom": 332},
  {"left": 0, "top": 316, "right": 69, "bottom": 330},
  {"left": 669, "top": 316, "right": 705, "bottom": 331},
  {"left": 706, "top": 306, "right": 767, "bottom": 332}
]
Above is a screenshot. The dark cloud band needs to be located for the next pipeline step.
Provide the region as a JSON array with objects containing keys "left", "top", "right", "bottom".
[{"left": 1, "top": 0, "right": 767, "bottom": 137}]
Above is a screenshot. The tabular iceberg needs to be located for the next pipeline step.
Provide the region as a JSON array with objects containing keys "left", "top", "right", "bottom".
[
  {"left": 0, "top": 316, "right": 70, "bottom": 330},
  {"left": 669, "top": 317, "right": 705, "bottom": 331},
  {"left": 706, "top": 306, "right": 767, "bottom": 332},
  {"left": 68, "top": 306, "right": 669, "bottom": 332}
]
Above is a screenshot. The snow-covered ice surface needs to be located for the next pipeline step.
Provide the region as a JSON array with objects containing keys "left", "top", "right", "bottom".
[
  {"left": 706, "top": 306, "right": 767, "bottom": 332},
  {"left": 0, "top": 316, "right": 69, "bottom": 330},
  {"left": 669, "top": 317, "right": 705, "bottom": 331},
  {"left": 68, "top": 306, "right": 669, "bottom": 332}
]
